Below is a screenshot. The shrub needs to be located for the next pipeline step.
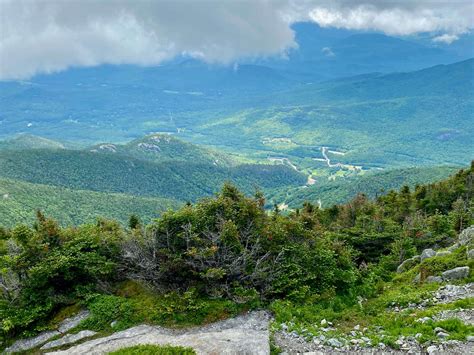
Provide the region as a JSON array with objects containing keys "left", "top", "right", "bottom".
[
  {"left": 0, "top": 216, "right": 123, "bottom": 339},
  {"left": 120, "top": 184, "right": 358, "bottom": 300}
]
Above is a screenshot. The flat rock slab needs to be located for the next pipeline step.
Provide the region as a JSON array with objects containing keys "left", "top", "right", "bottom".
[
  {"left": 4, "top": 330, "right": 60, "bottom": 353},
  {"left": 47, "top": 311, "right": 270, "bottom": 355},
  {"left": 58, "top": 310, "right": 90, "bottom": 333},
  {"left": 4, "top": 310, "right": 90, "bottom": 353},
  {"left": 41, "top": 330, "right": 98, "bottom": 350}
]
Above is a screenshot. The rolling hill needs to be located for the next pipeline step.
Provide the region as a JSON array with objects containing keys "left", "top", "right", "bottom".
[
  {"left": 89, "top": 133, "right": 234, "bottom": 166},
  {"left": 0, "top": 133, "right": 466, "bottom": 227},
  {"left": 0, "top": 134, "right": 66, "bottom": 150},
  {"left": 0, "top": 134, "right": 306, "bottom": 203},
  {"left": 0, "top": 178, "right": 179, "bottom": 227}
]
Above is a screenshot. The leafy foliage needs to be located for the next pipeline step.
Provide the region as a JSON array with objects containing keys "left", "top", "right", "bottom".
[
  {"left": 0, "top": 217, "right": 123, "bottom": 338},
  {"left": 0, "top": 163, "right": 472, "bottom": 348}
]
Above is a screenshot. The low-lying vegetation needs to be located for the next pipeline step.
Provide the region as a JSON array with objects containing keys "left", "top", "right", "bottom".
[
  {"left": 0, "top": 162, "right": 473, "bottom": 351},
  {"left": 109, "top": 344, "right": 196, "bottom": 355}
]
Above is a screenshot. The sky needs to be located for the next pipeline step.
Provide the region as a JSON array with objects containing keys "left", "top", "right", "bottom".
[{"left": 0, "top": 0, "right": 473, "bottom": 80}]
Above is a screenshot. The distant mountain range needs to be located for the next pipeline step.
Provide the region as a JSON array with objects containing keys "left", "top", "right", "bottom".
[
  {"left": 0, "top": 22, "right": 472, "bottom": 225},
  {"left": 258, "top": 23, "right": 472, "bottom": 80},
  {"left": 0, "top": 133, "right": 466, "bottom": 226},
  {"left": 1, "top": 58, "right": 471, "bottom": 167}
]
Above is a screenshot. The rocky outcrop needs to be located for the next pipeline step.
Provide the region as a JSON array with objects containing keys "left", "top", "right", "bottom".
[
  {"left": 4, "top": 310, "right": 90, "bottom": 353},
  {"left": 396, "top": 255, "right": 420, "bottom": 273},
  {"left": 442, "top": 266, "right": 470, "bottom": 281},
  {"left": 48, "top": 311, "right": 270, "bottom": 355},
  {"left": 58, "top": 311, "right": 90, "bottom": 333},
  {"left": 4, "top": 330, "right": 60, "bottom": 353},
  {"left": 421, "top": 248, "right": 437, "bottom": 262},
  {"left": 434, "top": 283, "right": 474, "bottom": 304},
  {"left": 459, "top": 226, "right": 474, "bottom": 246},
  {"left": 41, "top": 330, "right": 97, "bottom": 350}
]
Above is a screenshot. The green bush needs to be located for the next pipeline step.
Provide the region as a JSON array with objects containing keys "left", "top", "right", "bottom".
[
  {"left": 0, "top": 216, "right": 123, "bottom": 339},
  {"left": 120, "top": 184, "right": 358, "bottom": 300},
  {"left": 108, "top": 344, "right": 196, "bottom": 355}
]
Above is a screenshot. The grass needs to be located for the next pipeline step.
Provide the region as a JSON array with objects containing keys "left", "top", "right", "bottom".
[
  {"left": 393, "top": 245, "right": 474, "bottom": 284},
  {"left": 108, "top": 344, "right": 196, "bottom": 355},
  {"left": 270, "top": 246, "right": 474, "bottom": 348},
  {"left": 77, "top": 281, "right": 257, "bottom": 332}
]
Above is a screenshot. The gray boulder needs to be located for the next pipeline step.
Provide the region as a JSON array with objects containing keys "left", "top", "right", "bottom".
[
  {"left": 421, "top": 249, "right": 437, "bottom": 262},
  {"left": 413, "top": 273, "right": 421, "bottom": 283},
  {"left": 437, "top": 332, "right": 450, "bottom": 339},
  {"left": 41, "top": 330, "right": 97, "bottom": 350},
  {"left": 327, "top": 338, "right": 343, "bottom": 347},
  {"left": 467, "top": 249, "right": 474, "bottom": 260},
  {"left": 397, "top": 255, "right": 420, "bottom": 273},
  {"left": 459, "top": 226, "right": 474, "bottom": 246},
  {"left": 436, "top": 251, "right": 451, "bottom": 257},
  {"left": 426, "top": 276, "right": 443, "bottom": 283},
  {"left": 442, "top": 266, "right": 470, "bottom": 281}
]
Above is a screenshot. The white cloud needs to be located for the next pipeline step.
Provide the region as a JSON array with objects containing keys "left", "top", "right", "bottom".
[
  {"left": 0, "top": 0, "right": 473, "bottom": 79},
  {"left": 321, "top": 47, "right": 335, "bottom": 57},
  {"left": 306, "top": 1, "right": 473, "bottom": 36},
  {"left": 0, "top": 0, "right": 296, "bottom": 80},
  {"left": 432, "top": 34, "right": 460, "bottom": 44}
]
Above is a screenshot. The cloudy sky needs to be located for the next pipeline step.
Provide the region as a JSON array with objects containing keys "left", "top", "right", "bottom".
[{"left": 0, "top": 0, "right": 473, "bottom": 80}]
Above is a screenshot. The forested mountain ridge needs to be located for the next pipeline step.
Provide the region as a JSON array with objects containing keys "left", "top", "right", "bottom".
[
  {"left": 1, "top": 132, "right": 468, "bottom": 227},
  {"left": 89, "top": 133, "right": 234, "bottom": 166},
  {"left": 0, "top": 177, "right": 180, "bottom": 227},
  {"left": 1, "top": 54, "right": 471, "bottom": 169},
  {"left": 194, "top": 59, "right": 473, "bottom": 172},
  {"left": 0, "top": 148, "right": 305, "bottom": 202}
]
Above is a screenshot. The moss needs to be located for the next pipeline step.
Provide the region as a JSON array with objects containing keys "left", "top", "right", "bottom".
[
  {"left": 77, "top": 284, "right": 254, "bottom": 332},
  {"left": 48, "top": 304, "right": 83, "bottom": 329},
  {"left": 108, "top": 344, "right": 196, "bottom": 355}
]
